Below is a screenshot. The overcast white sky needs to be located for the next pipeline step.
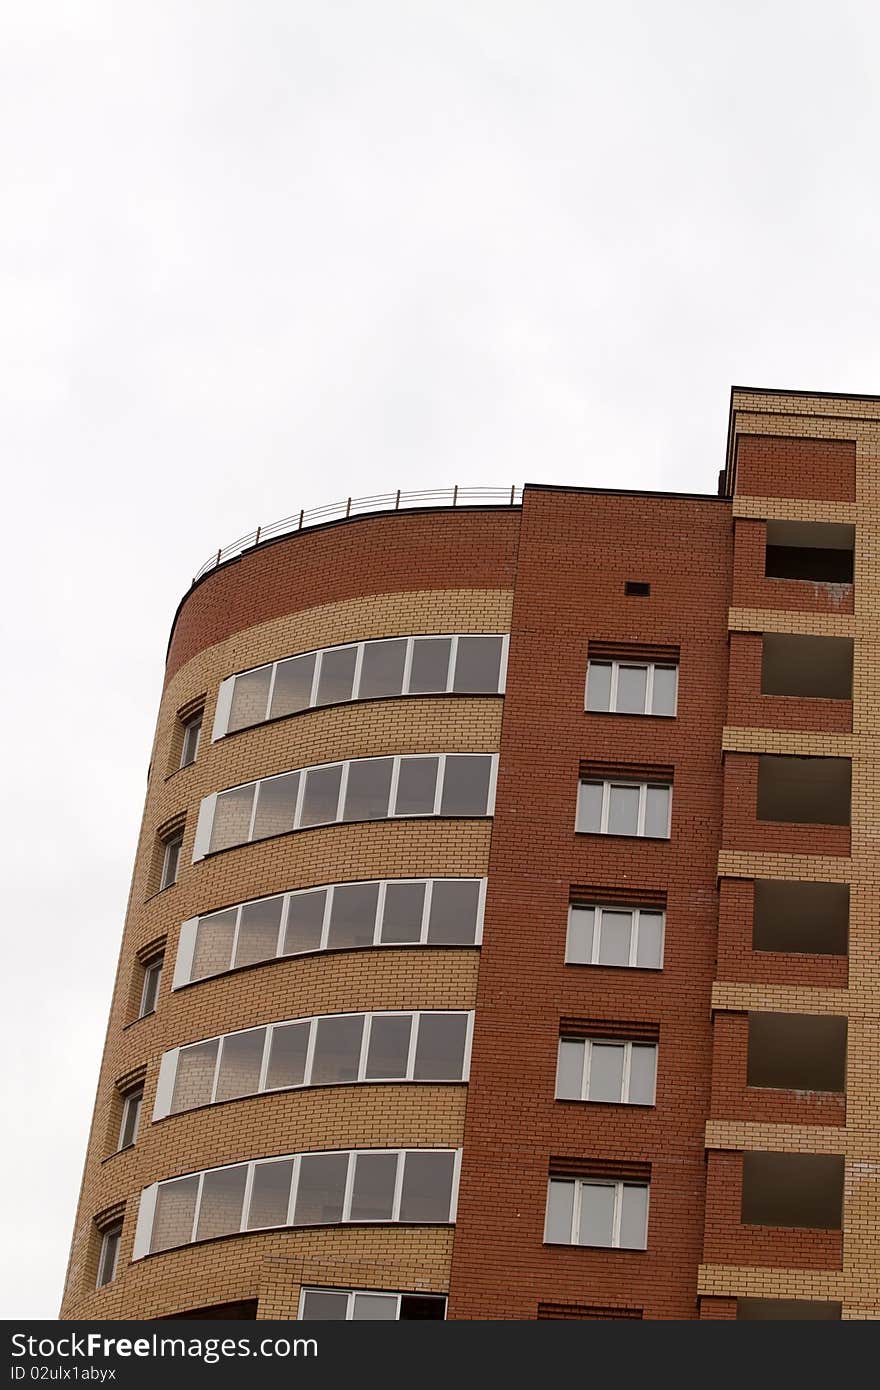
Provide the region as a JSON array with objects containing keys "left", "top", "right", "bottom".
[{"left": 2, "top": 0, "right": 878, "bottom": 1319}]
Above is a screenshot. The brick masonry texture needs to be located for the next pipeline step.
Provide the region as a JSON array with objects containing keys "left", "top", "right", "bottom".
[{"left": 63, "top": 390, "right": 880, "bottom": 1321}]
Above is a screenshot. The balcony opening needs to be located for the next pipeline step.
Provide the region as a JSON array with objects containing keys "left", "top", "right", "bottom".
[
  {"left": 747, "top": 1012, "right": 847, "bottom": 1093},
  {"left": 756, "top": 755, "right": 850, "bottom": 825},
  {"left": 737, "top": 1299, "right": 841, "bottom": 1320},
  {"left": 761, "top": 634, "right": 853, "bottom": 700},
  {"left": 752, "top": 880, "right": 848, "bottom": 955},
  {"left": 764, "top": 521, "right": 854, "bottom": 584},
  {"left": 741, "top": 1152, "right": 844, "bottom": 1229}
]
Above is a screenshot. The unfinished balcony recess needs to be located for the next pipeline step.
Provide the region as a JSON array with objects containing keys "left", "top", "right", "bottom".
[
  {"left": 741, "top": 1152, "right": 844, "bottom": 1230},
  {"left": 737, "top": 1299, "right": 841, "bottom": 1321},
  {"left": 761, "top": 634, "right": 853, "bottom": 700},
  {"left": 756, "top": 755, "right": 850, "bottom": 825},
  {"left": 752, "top": 880, "right": 848, "bottom": 955},
  {"left": 764, "top": 521, "right": 854, "bottom": 585},
  {"left": 747, "top": 1013, "right": 847, "bottom": 1093}
]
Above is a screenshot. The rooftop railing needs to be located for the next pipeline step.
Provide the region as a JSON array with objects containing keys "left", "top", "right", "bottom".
[{"left": 191, "top": 485, "right": 523, "bottom": 585}]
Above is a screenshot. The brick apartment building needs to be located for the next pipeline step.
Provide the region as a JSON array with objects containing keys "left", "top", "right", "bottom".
[{"left": 61, "top": 386, "right": 880, "bottom": 1320}]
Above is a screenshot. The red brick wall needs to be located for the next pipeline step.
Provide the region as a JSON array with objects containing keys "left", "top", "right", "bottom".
[
  {"left": 709, "top": 1012, "right": 846, "bottom": 1128},
  {"left": 166, "top": 509, "right": 522, "bottom": 683},
  {"left": 727, "top": 633, "right": 852, "bottom": 734},
  {"left": 702, "top": 1152, "right": 843, "bottom": 1270},
  {"left": 447, "top": 487, "right": 733, "bottom": 1320},
  {"left": 732, "top": 520, "right": 854, "bottom": 616},
  {"left": 716, "top": 880, "right": 848, "bottom": 990},
  {"left": 721, "top": 754, "right": 851, "bottom": 858},
  {"left": 734, "top": 436, "right": 855, "bottom": 502}
]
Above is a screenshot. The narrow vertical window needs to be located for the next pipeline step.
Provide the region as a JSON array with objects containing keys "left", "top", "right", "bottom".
[
  {"left": 179, "top": 713, "right": 202, "bottom": 768},
  {"left": 139, "top": 957, "right": 163, "bottom": 1017},
  {"left": 96, "top": 1222, "right": 123, "bottom": 1287},
  {"left": 159, "top": 832, "right": 183, "bottom": 890},
  {"left": 118, "top": 1088, "right": 143, "bottom": 1149}
]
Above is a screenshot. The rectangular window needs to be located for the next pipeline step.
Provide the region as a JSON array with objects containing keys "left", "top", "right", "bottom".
[
  {"left": 556, "top": 1040, "right": 657, "bottom": 1105},
  {"left": 173, "top": 878, "right": 486, "bottom": 989},
  {"left": 139, "top": 957, "right": 163, "bottom": 1017},
  {"left": 586, "top": 661, "right": 677, "bottom": 717},
  {"left": 565, "top": 905, "right": 664, "bottom": 969},
  {"left": 179, "top": 713, "right": 202, "bottom": 768},
  {"left": 96, "top": 1222, "right": 122, "bottom": 1287},
  {"left": 299, "top": 1287, "right": 446, "bottom": 1320},
  {"left": 118, "top": 1088, "right": 143, "bottom": 1149},
  {"left": 159, "top": 832, "right": 183, "bottom": 890},
  {"left": 545, "top": 1179, "right": 649, "bottom": 1250},
  {"left": 192, "top": 755, "right": 497, "bottom": 860},
  {"left": 576, "top": 781, "right": 671, "bottom": 839},
  {"left": 212, "top": 634, "right": 509, "bottom": 738}
]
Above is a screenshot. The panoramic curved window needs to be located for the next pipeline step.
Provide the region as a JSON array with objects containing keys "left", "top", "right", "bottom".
[
  {"left": 132, "top": 1148, "right": 461, "bottom": 1258},
  {"left": 212, "top": 634, "right": 508, "bottom": 739},
  {"left": 153, "top": 1009, "right": 473, "bottom": 1119},
  {"left": 172, "top": 877, "right": 486, "bottom": 989},
  {"left": 192, "top": 753, "right": 498, "bottom": 860}
]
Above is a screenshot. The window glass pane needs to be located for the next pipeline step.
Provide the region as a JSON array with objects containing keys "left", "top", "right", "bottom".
[
  {"left": 234, "top": 896, "right": 284, "bottom": 968},
  {"left": 616, "top": 665, "right": 648, "bottom": 714},
  {"left": 265, "top": 1022, "right": 309, "bottom": 1089},
  {"left": 636, "top": 912, "right": 664, "bottom": 969},
  {"left": 294, "top": 1153, "right": 349, "bottom": 1225},
  {"left": 191, "top": 909, "right": 237, "bottom": 981},
  {"left": 195, "top": 1165, "right": 248, "bottom": 1241},
  {"left": 119, "top": 1092, "right": 142, "bottom": 1148},
  {"left": 301, "top": 1291, "right": 349, "bottom": 1320},
  {"left": 283, "top": 890, "right": 326, "bottom": 954},
  {"left": 398, "top": 1152, "right": 455, "bottom": 1223},
  {"left": 228, "top": 667, "right": 271, "bottom": 733},
  {"left": 310, "top": 1015, "right": 364, "bottom": 1084},
  {"left": 576, "top": 782, "right": 603, "bottom": 833},
  {"left": 426, "top": 880, "right": 481, "bottom": 945},
  {"left": 578, "top": 1184, "right": 615, "bottom": 1247},
  {"left": 408, "top": 637, "right": 451, "bottom": 693},
  {"left": 214, "top": 1028, "right": 266, "bottom": 1102},
  {"left": 545, "top": 1180, "right": 574, "bottom": 1243},
  {"left": 180, "top": 716, "right": 201, "bottom": 767},
  {"left": 413, "top": 1015, "right": 469, "bottom": 1080},
  {"left": 586, "top": 662, "right": 612, "bottom": 712},
  {"left": 352, "top": 1293, "right": 398, "bottom": 1320},
  {"left": 151, "top": 1175, "right": 199, "bottom": 1253},
  {"left": 440, "top": 755, "right": 491, "bottom": 816},
  {"left": 381, "top": 882, "right": 426, "bottom": 943},
  {"left": 556, "top": 1040, "right": 584, "bottom": 1100},
  {"left": 300, "top": 765, "right": 342, "bottom": 828},
  {"left": 620, "top": 1185, "right": 649, "bottom": 1249},
  {"left": 399, "top": 1295, "right": 446, "bottom": 1320},
  {"left": 452, "top": 636, "right": 504, "bottom": 693},
  {"left": 326, "top": 883, "right": 380, "bottom": 949},
  {"left": 160, "top": 836, "right": 181, "bottom": 889},
  {"left": 246, "top": 1159, "right": 294, "bottom": 1230},
  {"left": 587, "top": 1044, "right": 625, "bottom": 1102},
  {"left": 394, "top": 757, "right": 439, "bottom": 815},
  {"left": 365, "top": 1015, "right": 412, "bottom": 1079},
  {"left": 315, "top": 647, "right": 357, "bottom": 706},
  {"left": 210, "top": 786, "right": 256, "bottom": 855},
  {"left": 598, "top": 910, "right": 632, "bottom": 966},
  {"left": 141, "top": 960, "right": 162, "bottom": 1015},
  {"left": 171, "top": 1039, "right": 219, "bottom": 1114},
  {"left": 566, "top": 907, "right": 595, "bottom": 964},
  {"left": 644, "top": 785, "right": 670, "bottom": 838},
  {"left": 358, "top": 639, "right": 407, "bottom": 699},
  {"left": 652, "top": 666, "right": 677, "bottom": 715},
  {"left": 607, "top": 785, "right": 639, "bottom": 835},
  {"left": 628, "top": 1046, "right": 656, "bottom": 1105},
  {"left": 97, "top": 1227, "right": 120, "bottom": 1286},
  {"left": 342, "top": 758, "right": 394, "bottom": 821},
  {"left": 270, "top": 653, "right": 316, "bottom": 719},
  {"left": 349, "top": 1152, "right": 398, "bottom": 1220}
]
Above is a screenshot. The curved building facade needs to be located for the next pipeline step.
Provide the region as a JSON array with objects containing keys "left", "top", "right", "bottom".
[{"left": 62, "top": 390, "right": 880, "bottom": 1320}]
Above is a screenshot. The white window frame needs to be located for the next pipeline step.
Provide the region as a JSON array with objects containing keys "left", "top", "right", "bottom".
[
  {"left": 118, "top": 1087, "right": 143, "bottom": 1148},
  {"left": 139, "top": 958, "right": 163, "bottom": 1017},
  {"left": 297, "top": 1286, "right": 447, "bottom": 1320},
  {"left": 179, "top": 713, "right": 202, "bottom": 769},
  {"left": 555, "top": 1039, "right": 657, "bottom": 1105},
  {"left": 153, "top": 1010, "right": 475, "bottom": 1120},
  {"left": 159, "top": 832, "right": 183, "bottom": 889},
  {"left": 132, "top": 1148, "right": 463, "bottom": 1260},
  {"left": 96, "top": 1222, "right": 122, "bottom": 1287},
  {"left": 575, "top": 780, "right": 672, "bottom": 839},
  {"left": 565, "top": 904, "right": 665, "bottom": 970},
  {"left": 193, "top": 754, "right": 499, "bottom": 861},
  {"left": 585, "top": 660, "right": 678, "bottom": 717},
  {"left": 173, "top": 876, "right": 487, "bottom": 989},
  {"left": 544, "top": 1178, "right": 650, "bottom": 1250},
  {"left": 212, "top": 633, "right": 510, "bottom": 740}
]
